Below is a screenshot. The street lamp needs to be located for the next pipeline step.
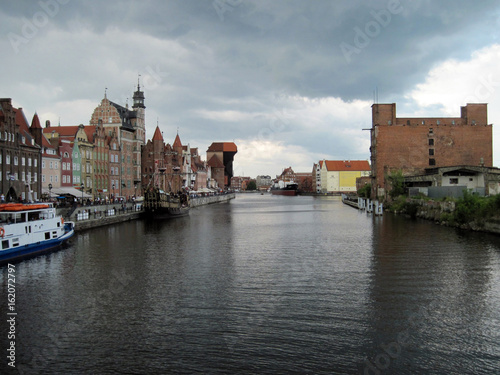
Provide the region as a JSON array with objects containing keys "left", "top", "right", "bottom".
[
  {"left": 48, "top": 183, "right": 52, "bottom": 201},
  {"left": 112, "top": 183, "right": 115, "bottom": 202},
  {"left": 80, "top": 182, "right": 84, "bottom": 203}
]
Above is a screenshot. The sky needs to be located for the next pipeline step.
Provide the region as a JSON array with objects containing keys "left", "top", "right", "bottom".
[{"left": 2, "top": 0, "right": 500, "bottom": 178}]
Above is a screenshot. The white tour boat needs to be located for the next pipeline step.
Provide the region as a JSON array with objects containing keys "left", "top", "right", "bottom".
[{"left": 0, "top": 203, "right": 75, "bottom": 265}]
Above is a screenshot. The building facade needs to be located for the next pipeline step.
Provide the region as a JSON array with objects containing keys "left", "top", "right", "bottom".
[
  {"left": 317, "top": 160, "right": 371, "bottom": 193},
  {"left": 0, "top": 99, "right": 42, "bottom": 202},
  {"left": 370, "top": 103, "right": 493, "bottom": 198},
  {"left": 89, "top": 85, "right": 146, "bottom": 198}
]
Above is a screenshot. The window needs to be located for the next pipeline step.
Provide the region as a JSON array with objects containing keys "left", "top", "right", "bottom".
[
  {"left": 14, "top": 156, "right": 18, "bottom": 166},
  {"left": 42, "top": 175, "right": 46, "bottom": 183},
  {"left": 22, "top": 157, "right": 25, "bottom": 166},
  {"left": 449, "top": 178, "right": 458, "bottom": 184},
  {"left": 34, "top": 159, "right": 37, "bottom": 167},
  {"left": 429, "top": 128, "right": 433, "bottom": 134},
  {"left": 429, "top": 158, "right": 436, "bottom": 166},
  {"left": 42, "top": 160, "right": 45, "bottom": 168},
  {"left": 50, "top": 161, "right": 53, "bottom": 169},
  {"left": 429, "top": 149, "right": 434, "bottom": 156},
  {"left": 28, "top": 158, "right": 31, "bottom": 167},
  {"left": 429, "top": 139, "right": 434, "bottom": 146}
]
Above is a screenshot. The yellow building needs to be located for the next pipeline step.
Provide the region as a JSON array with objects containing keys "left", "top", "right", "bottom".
[{"left": 318, "top": 160, "right": 370, "bottom": 193}]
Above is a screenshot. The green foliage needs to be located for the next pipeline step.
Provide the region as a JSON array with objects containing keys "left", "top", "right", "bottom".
[
  {"left": 453, "top": 191, "right": 500, "bottom": 225},
  {"left": 246, "top": 180, "right": 257, "bottom": 191},
  {"left": 357, "top": 183, "right": 371, "bottom": 198},
  {"left": 387, "top": 170, "right": 405, "bottom": 199}
]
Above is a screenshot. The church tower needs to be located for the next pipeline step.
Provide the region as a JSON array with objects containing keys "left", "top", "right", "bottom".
[
  {"left": 132, "top": 79, "right": 146, "bottom": 144},
  {"left": 132, "top": 78, "right": 146, "bottom": 195}
]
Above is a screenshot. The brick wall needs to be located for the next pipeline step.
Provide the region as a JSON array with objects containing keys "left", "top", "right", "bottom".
[{"left": 371, "top": 103, "right": 492, "bottom": 197}]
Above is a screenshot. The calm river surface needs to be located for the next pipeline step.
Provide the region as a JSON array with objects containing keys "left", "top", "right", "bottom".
[{"left": 1, "top": 194, "right": 500, "bottom": 374}]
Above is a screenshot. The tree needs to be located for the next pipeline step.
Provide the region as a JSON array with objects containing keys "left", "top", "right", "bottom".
[
  {"left": 246, "top": 180, "right": 257, "bottom": 191},
  {"left": 387, "top": 170, "right": 405, "bottom": 199}
]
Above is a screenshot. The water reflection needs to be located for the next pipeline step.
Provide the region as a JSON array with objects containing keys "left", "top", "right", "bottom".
[{"left": 0, "top": 195, "right": 499, "bottom": 374}]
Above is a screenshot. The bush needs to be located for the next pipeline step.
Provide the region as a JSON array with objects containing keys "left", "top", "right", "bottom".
[{"left": 357, "top": 183, "right": 371, "bottom": 198}]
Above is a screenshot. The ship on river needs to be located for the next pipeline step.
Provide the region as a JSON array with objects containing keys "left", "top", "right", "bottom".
[
  {"left": 270, "top": 180, "right": 299, "bottom": 196},
  {"left": 143, "top": 187, "right": 190, "bottom": 219},
  {"left": 0, "top": 203, "right": 75, "bottom": 265}
]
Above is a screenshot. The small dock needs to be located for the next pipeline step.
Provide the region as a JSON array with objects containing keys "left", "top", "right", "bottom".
[{"left": 341, "top": 194, "right": 383, "bottom": 216}]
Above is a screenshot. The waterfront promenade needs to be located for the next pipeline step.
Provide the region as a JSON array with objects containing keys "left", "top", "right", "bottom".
[{"left": 58, "top": 193, "right": 236, "bottom": 231}]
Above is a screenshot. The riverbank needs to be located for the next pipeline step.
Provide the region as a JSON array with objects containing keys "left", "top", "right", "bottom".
[
  {"left": 387, "top": 196, "right": 500, "bottom": 235},
  {"left": 57, "top": 193, "right": 236, "bottom": 231}
]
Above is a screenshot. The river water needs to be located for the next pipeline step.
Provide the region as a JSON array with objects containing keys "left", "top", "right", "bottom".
[{"left": 1, "top": 194, "right": 500, "bottom": 374}]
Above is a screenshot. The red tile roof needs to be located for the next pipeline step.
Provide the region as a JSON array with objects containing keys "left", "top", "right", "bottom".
[
  {"left": 173, "top": 134, "right": 182, "bottom": 148},
  {"left": 207, "top": 142, "right": 237, "bottom": 152},
  {"left": 152, "top": 126, "right": 163, "bottom": 141},
  {"left": 30, "top": 112, "right": 42, "bottom": 129},
  {"left": 320, "top": 160, "right": 370, "bottom": 171},
  {"left": 43, "top": 125, "right": 80, "bottom": 138}
]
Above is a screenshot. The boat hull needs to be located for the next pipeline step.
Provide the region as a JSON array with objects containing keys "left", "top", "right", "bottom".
[
  {"left": 0, "top": 226, "right": 75, "bottom": 266},
  {"left": 143, "top": 206, "right": 190, "bottom": 219},
  {"left": 271, "top": 189, "right": 298, "bottom": 196}
]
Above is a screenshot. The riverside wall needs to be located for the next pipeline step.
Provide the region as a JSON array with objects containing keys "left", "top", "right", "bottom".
[
  {"left": 190, "top": 193, "right": 235, "bottom": 207},
  {"left": 58, "top": 193, "right": 236, "bottom": 232}
]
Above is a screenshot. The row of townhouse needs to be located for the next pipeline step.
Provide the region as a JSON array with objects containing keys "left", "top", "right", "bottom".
[
  {"left": 141, "top": 125, "right": 238, "bottom": 192},
  {"left": 0, "top": 84, "right": 146, "bottom": 202}
]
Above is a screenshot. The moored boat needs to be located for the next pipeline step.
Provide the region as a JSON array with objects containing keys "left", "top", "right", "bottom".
[
  {"left": 270, "top": 181, "right": 299, "bottom": 196},
  {"left": 0, "top": 203, "right": 75, "bottom": 265},
  {"left": 143, "top": 188, "right": 190, "bottom": 219}
]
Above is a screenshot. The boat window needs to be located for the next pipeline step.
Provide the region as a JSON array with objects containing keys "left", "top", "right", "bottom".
[
  {"left": 52, "top": 231, "right": 57, "bottom": 238},
  {"left": 12, "top": 238, "right": 19, "bottom": 247},
  {"left": 45, "top": 232, "right": 50, "bottom": 240},
  {"left": 2, "top": 240, "right": 8, "bottom": 250}
]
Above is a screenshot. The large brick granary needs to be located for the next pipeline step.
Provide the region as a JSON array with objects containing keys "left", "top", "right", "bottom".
[{"left": 370, "top": 103, "right": 492, "bottom": 198}]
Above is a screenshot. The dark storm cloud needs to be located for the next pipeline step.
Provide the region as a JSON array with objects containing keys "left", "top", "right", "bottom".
[{"left": 1, "top": 0, "right": 500, "bottom": 176}]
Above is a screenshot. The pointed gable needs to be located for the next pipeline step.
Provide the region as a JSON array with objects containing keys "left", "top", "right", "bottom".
[
  {"left": 30, "top": 112, "right": 42, "bottom": 129},
  {"left": 173, "top": 133, "right": 182, "bottom": 148},
  {"left": 152, "top": 126, "right": 163, "bottom": 141}
]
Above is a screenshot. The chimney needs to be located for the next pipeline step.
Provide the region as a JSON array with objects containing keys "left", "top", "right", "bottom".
[{"left": 45, "top": 120, "right": 50, "bottom": 128}]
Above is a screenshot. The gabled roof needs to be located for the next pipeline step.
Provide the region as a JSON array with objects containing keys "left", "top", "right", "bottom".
[
  {"left": 84, "top": 126, "right": 96, "bottom": 143},
  {"left": 207, "top": 142, "right": 237, "bottom": 152},
  {"left": 41, "top": 134, "right": 60, "bottom": 158},
  {"left": 13, "top": 108, "right": 38, "bottom": 149},
  {"left": 321, "top": 160, "right": 370, "bottom": 172},
  {"left": 152, "top": 126, "right": 163, "bottom": 141},
  {"left": 207, "top": 154, "right": 224, "bottom": 168},
  {"left": 109, "top": 100, "right": 135, "bottom": 130}
]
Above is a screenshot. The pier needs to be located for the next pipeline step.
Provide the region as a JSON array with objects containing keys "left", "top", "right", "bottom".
[{"left": 341, "top": 194, "right": 383, "bottom": 215}]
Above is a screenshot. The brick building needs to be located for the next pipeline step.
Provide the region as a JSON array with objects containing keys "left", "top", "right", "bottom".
[
  {"left": 0, "top": 99, "right": 42, "bottom": 201},
  {"left": 370, "top": 103, "right": 492, "bottom": 198},
  {"left": 206, "top": 142, "right": 237, "bottom": 189}
]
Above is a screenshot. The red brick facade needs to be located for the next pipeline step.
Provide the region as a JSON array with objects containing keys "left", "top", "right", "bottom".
[{"left": 371, "top": 103, "right": 492, "bottom": 198}]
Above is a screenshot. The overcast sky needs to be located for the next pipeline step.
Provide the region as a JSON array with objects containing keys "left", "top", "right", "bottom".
[{"left": 2, "top": 0, "right": 500, "bottom": 177}]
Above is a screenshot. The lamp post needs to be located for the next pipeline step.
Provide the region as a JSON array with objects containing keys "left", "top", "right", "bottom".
[
  {"left": 80, "top": 182, "right": 84, "bottom": 204},
  {"left": 48, "top": 183, "right": 52, "bottom": 201},
  {"left": 112, "top": 183, "right": 115, "bottom": 202}
]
